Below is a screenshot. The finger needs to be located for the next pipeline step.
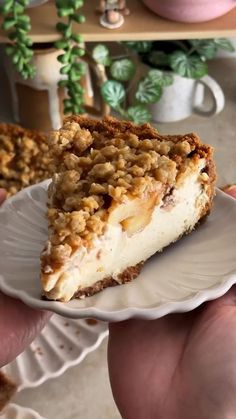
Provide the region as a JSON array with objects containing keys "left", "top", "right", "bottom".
[
  {"left": 208, "top": 185, "right": 236, "bottom": 307},
  {"left": 207, "top": 285, "right": 236, "bottom": 311},
  {"left": 223, "top": 184, "right": 236, "bottom": 199},
  {"left": 0, "top": 189, "right": 7, "bottom": 205},
  {"left": 0, "top": 292, "right": 52, "bottom": 367}
]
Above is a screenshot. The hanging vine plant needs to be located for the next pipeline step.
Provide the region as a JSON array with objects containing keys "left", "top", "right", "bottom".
[
  {"left": 0, "top": 0, "right": 36, "bottom": 79},
  {"left": 1, "top": 0, "right": 87, "bottom": 115},
  {"left": 54, "top": 0, "right": 86, "bottom": 115}
]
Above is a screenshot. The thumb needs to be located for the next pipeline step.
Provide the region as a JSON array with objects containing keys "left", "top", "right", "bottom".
[
  {"left": 208, "top": 185, "right": 236, "bottom": 309},
  {"left": 0, "top": 292, "right": 51, "bottom": 367},
  {"left": 223, "top": 184, "right": 236, "bottom": 199}
]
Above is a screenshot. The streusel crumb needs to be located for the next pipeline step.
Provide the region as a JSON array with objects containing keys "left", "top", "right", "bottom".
[
  {"left": 41, "top": 116, "right": 210, "bottom": 272},
  {"left": 0, "top": 124, "right": 52, "bottom": 196}
]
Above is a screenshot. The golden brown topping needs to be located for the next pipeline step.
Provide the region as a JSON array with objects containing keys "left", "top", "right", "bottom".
[
  {"left": 0, "top": 125, "right": 52, "bottom": 196},
  {"left": 50, "top": 243, "right": 72, "bottom": 264}
]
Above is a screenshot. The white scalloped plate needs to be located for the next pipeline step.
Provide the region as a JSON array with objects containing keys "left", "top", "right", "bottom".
[
  {"left": 0, "top": 403, "right": 44, "bottom": 418},
  {"left": 2, "top": 315, "right": 107, "bottom": 391},
  {"left": 0, "top": 180, "right": 236, "bottom": 321}
]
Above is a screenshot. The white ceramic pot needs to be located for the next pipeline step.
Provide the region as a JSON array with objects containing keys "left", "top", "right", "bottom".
[
  {"left": 149, "top": 72, "right": 225, "bottom": 123},
  {"left": 129, "top": 64, "right": 225, "bottom": 123}
]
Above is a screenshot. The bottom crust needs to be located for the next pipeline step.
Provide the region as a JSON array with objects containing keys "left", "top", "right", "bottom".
[
  {"left": 73, "top": 262, "right": 144, "bottom": 298},
  {"left": 71, "top": 211, "right": 210, "bottom": 300}
]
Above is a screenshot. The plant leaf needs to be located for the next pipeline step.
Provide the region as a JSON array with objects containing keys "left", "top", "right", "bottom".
[
  {"left": 124, "top": 41, "right": 152, "bottom": 53},
  {"left": 214, "top": 38, "right": 235, "bottom": 52},
  {"left": 72, "top": 13, "right": 86, "bottom": 24},
  {"left": 72, "top": 33, "right": 83, "bottom": 43},
  {"left": 13, "top": 3, "right": 24, "bottom": 13},
  {"left": 54, "top": 40, "right": 68, "bottom": 49},
  {"left": 101, "top": 80, "right": 125, "bottom": 108},
  {"left": 58, "top": 7, "right": 74, "bottom": 17},
  {"left": 189, "top": 39, "right": 217, "bottom": 59},
  {"left": 149, "top": 51, "right": 170, "bottom": 67},
  {"left": 2, "top": 1, "right": 14, "bottom": 16},
  {"left": 92, "top": 44, "right": 111, "bottom": 66},
  {"left": 147, "top": 69, "right": 173, "bottom": 87},
  {"left": 2, "top": 17, "right": 16, "bottom": 30},
  {"left": 127, "top": 105, "right": 151, "bottom": 124},
  {"left": 136, "top": 76, "right": 163, "bottom": 104},
  {"left": 170, "top": 51, "right": 208, "bottom": 79},
  {"left": 110, "top": 58, "right": 136, "bottom": 82}
]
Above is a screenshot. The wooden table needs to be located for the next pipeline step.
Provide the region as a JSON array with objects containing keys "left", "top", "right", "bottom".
[{"left": 0, "top": 0, "right": 236, "bottom": 43}]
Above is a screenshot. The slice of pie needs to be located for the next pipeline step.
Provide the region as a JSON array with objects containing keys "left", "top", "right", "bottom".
[{"left": 41, "top": 116, "right": 216, "bottom": 302}]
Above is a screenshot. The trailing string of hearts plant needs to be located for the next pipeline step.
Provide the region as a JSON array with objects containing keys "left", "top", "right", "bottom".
[{"left": 0, "top": 0, "right": 86, "bottom": 115}]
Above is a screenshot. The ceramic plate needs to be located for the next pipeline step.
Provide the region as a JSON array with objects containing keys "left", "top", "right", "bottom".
[
  {"left": 0, "top": 403, "right": 44, "bottom": 418},
  {"left": 2, "top": 315, "right": 107, "bottom": 391},
  {"left": 0, "top": 181, "right": 236, "bottom": 321}
]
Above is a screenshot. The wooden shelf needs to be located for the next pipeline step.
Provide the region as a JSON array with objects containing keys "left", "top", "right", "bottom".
[{"left": 0, "top": 0, "right": 236, "bottom": 43}]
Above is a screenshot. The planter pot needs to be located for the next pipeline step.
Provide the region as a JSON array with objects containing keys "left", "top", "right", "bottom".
[
  {"left": 26, "top": 0, "right": 48, "bottom": 7},
  {"left": 0, "top": 0, "right": 48, "bottom": 6},
  {"left": 143, "top": 0, "right": 236, "bottom": 23},
  {"left": 149, "top": 72, "right": 225, "bottom": 123},
  {"left": 129, "top": 64, "right": 225, "bottom": 123},
  {"left": 4, "top": 46, "right": 103, "bottom": 131}
]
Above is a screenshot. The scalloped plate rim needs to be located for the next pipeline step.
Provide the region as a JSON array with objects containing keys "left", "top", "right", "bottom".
[
  {"left": 0, "top": 272, "right": 236, "bottom": 321},
  {"left": 0, "top": 182, "right": 236, "bottom": 321},
  {"left": 0, "top": 403, "right": 45, "bottom": 418},
  {"left": 3, "top": 314, "right": 108, "bottom": 391},
  {"left": 14, "top": 328, "right": 108, "bottom": 391}
]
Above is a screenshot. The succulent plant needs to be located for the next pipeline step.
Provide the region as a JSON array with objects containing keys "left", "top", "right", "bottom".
[
  {"left": 0, "top": 0, "right": 35, "bottom": 79},
  {"left": 55, "top": 0, "right": 86, "bottom": 114},
  {"left": 0, "top": 0, "right": 87, "bottom": 114}
]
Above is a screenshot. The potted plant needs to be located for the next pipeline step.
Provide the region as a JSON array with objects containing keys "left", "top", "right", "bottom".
[
  {"left": 0, "top": 0, "right": 101, "bottom": 130},
  {"left": 92, "top": 38, "right": 235, "bottom": 123},
  {"left": 91, "top": 43, "right": 166, "bottom": 124}
]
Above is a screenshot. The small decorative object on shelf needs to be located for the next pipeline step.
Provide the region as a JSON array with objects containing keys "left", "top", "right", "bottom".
[{"left": 97, "top": 0, "right": 130, "bottom": 29}]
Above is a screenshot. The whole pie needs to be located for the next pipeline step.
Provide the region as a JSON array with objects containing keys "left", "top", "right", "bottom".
[{"left": 41, "top": 116, "right": 216, "bottom": 302}]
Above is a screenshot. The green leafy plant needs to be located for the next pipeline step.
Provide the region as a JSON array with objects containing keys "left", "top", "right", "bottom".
[
  {"left": 0, "top": 0, "right": 35, "bottom": 79},
  {"left": 55, "top": 0, "right": 86, "bottom": 114},
  {"left": 92, "top": 44, "right": 171, "bottom": 124},
  {"left": 93, "top": 38, "right": 234, "bottom": 124},
  {"left": 0, "top": 0, "right": 87, "bottom": 114},
  {"left": 126, "top": 38, "right": 235, "bottom": 79}
]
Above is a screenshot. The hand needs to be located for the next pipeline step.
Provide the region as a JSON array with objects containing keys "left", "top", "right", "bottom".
[
  {"left": 108, "top": 186, "right": 236, "bottom": 419},
  {"left": 0, "top": 189, "right": 51, "bottom": 367}
]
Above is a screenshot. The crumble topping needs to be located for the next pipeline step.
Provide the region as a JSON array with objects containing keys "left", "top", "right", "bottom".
[
  {"left": 41, "top": 117, "right": 203, "bottom": 271},
  {"left": 0, "top": 124, "right": 52, "bottom": 196}
]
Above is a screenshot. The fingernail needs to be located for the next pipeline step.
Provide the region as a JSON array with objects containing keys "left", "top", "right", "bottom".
[{"left": 224, "top": 185, "right": 236, "bottom": 198}]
